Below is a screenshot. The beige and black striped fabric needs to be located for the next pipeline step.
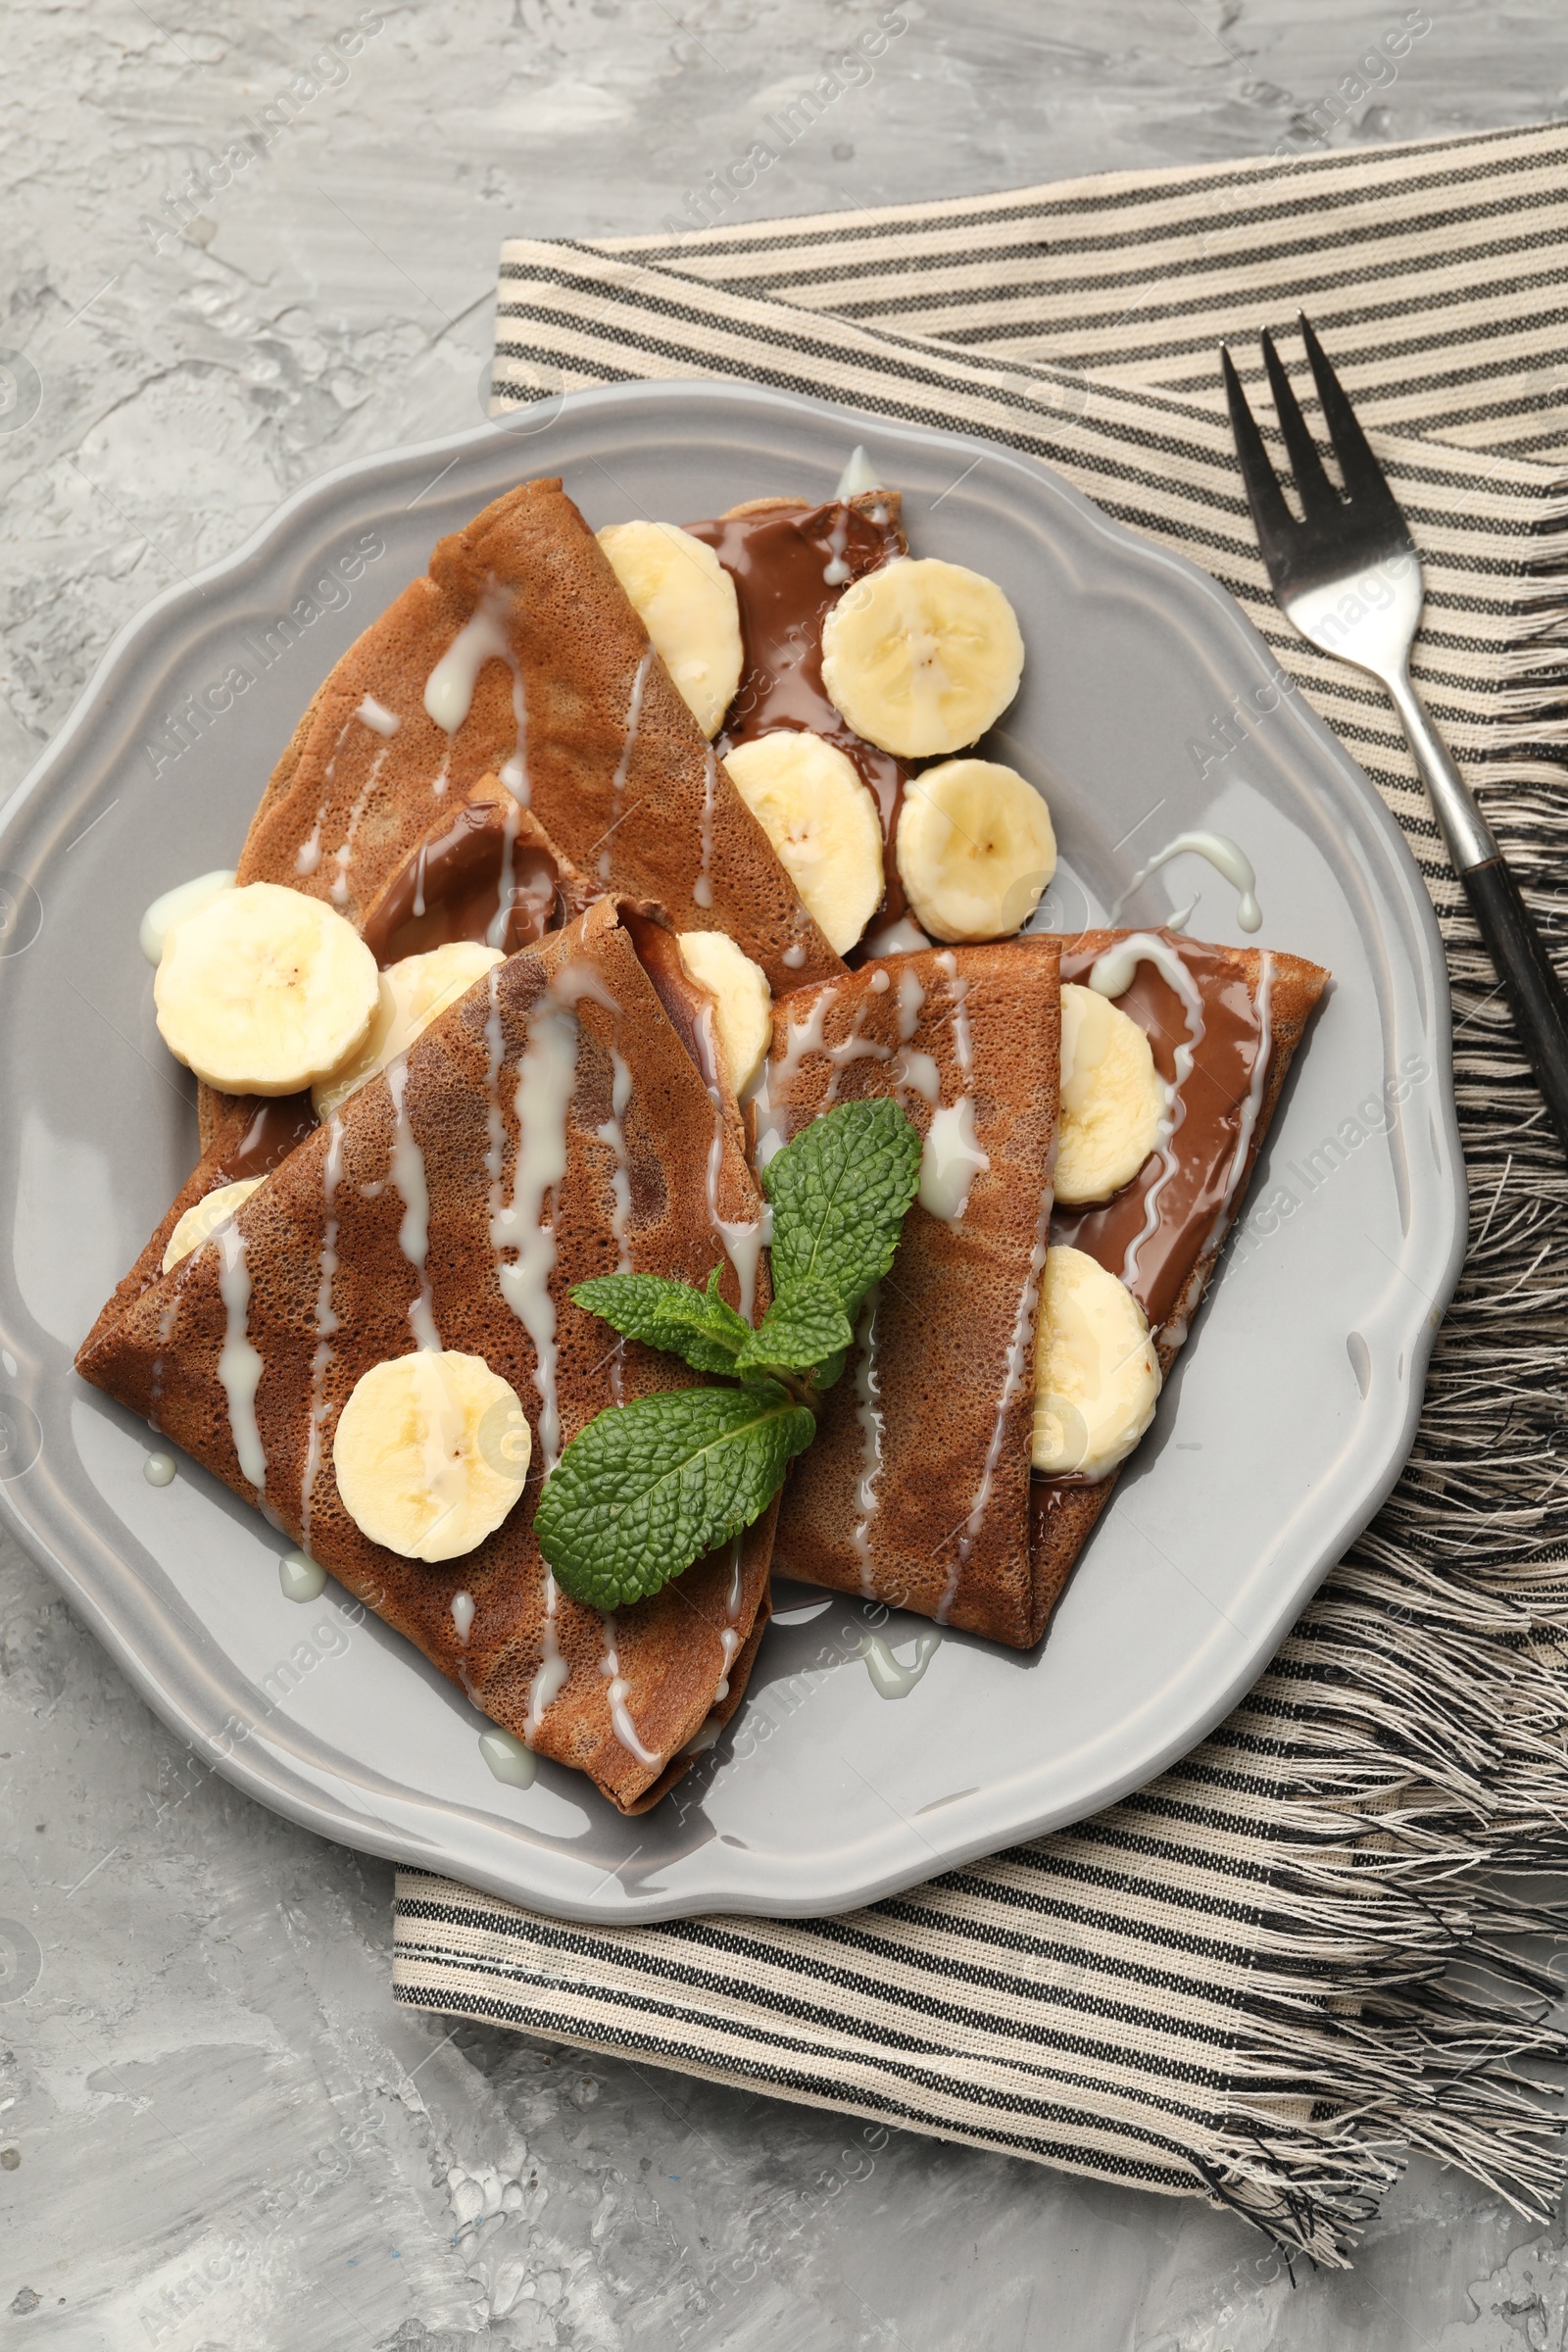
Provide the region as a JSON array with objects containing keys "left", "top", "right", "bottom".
[{"left": 394, "top": 122, "right": 1568, "bottom": 2265}]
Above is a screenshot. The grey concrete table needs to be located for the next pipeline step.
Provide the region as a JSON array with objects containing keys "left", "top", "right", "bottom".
[{"left": 4, "top": 3, "right": 1567, "bottom": 2343}]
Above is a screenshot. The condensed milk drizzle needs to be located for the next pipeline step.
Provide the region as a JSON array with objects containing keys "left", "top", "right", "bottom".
[
  {"left": 697, "top": 1009, "right": 767, "bottom": 1322},
  {"left": 329, "top": 745, "right": 391, "bottom": 906},
  {"left": 1113, "top": 830, "right": 1262, "bottom": 934},
  {"left": 919, "top": 954, "right": 990, "bottom": 1223},
  {"left": 938, "top": 1212, "right": 1051, "bottom": 1621},
  {"left": 850, "top": 1285, "right": 885, "bottom": 1596},
  {"left": 599, "top": 1620, "right": 662, "bottom": 1765},
  {"left": 386, "top": 1058, "right": 441, "bottom": 1351},
  {"left": 602, "top": 647, "right": 653, "bottom": 883},
  {"left": 693, "top": 746, "right": 717, "bottom": 909},
  {"left": 300, "top": 1113, "right": 344, "bottom": 1549},
  {"left": 215, "top": 1222, "right": 267, "bottom": 1494},
  {"left": 1052, "top": 930, "right": 1272, "bottom": 1336},
  {"left": 715, "top": 1535, "right": 746, "bottom": 1698}
]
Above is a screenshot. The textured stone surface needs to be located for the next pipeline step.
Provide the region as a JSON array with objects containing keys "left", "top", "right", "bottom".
[{"left": 4, "top": 0, "right": 1568, "bottom": 2342}]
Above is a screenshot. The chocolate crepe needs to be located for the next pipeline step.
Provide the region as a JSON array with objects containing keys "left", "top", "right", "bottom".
[
  {"left": 78, "top": 902, "right": 775, "bottom": 1813},
  {"left": 762, "top": 941, "right": 1062, "bottom": 1647},
  {"left": 1030, "top": 929, "right": 1329, "bottom": 1621},
  {"left": 234, "top": 475, "right": 843, "bottom": 995}
]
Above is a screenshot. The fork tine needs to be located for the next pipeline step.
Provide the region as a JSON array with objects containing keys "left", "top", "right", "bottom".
[
  {"left": 1259, "top": 327, "right": 1341, "bottom": 516},
  {"left": 1298, "top": 312, "right": 1402, "bottom": 513},
  {"left": 1220, "top": 343, "right": 1297, "bottom": 559}
]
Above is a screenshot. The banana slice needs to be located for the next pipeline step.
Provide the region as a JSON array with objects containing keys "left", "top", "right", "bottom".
[
  {"left": 819, "top": 557, "right": 1025, "bottom": 758},
  {"left": 895, "top": 759, "right": 1055, "bottom": 943},
  {"left": 675, "top": 930, "right": 772, "bottom": 1097},
  {"left": 1032, "top": 1246, "right": 1161, "bottom": 1481},
  {"left": 723, "top": 731, "right": 885, "bottom": 956},
  {"left": 1055, "top": 983, "right": 1168, "bottom": 1205},
  {"left": 333, "top": 1349, "right": 531, "bottom": 1563},
  {"left": 313, "top": 940, "right": 504, "bottom": 1119},
  {"left": 156, "top": 881, "right": 379, "bottom": 1096},
  {"left": 162, "top": 1177, "right": 265, "bottom": 1274},
  {"left": 597, "top": 520, "right": 744, "bottom": 739}
]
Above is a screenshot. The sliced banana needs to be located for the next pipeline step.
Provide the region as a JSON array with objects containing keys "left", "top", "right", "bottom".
[
  {"left": 895, "top": 759, "right": 1055, "bottom": 943},
  {"left": 597, "top": 520, "right": 744, "bottom": 739},
  {"left": 1032, "top": 1246, "right": 1161, "bottom": 1481},
  {"left": 155, "top": 881, "right": 379, "bottom": 1096},
  {"left": 333, "top": 1349, "right": 531, "bottom": 1563},
  {"left": 676, "top": 930, "right": 773, "bottom": 1097},
  {"left": 313, "top": 940, "right": 504, "bottom": 1119},
  {"left": 722, "top": 731, "right": 885, "bottom": 956},
  {"left": 819, "top": 557, "right": 1024, "bottom": 758},
  {"left": 162, "top": 1177, "right": 265, "bottom": 1273},
  {"left": 1055, "top": 984, "right": 1168, "bottom": 1205}
]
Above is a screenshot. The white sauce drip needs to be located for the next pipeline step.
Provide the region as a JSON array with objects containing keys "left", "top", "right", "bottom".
[
  {"left": 861, "top": 1629, "right": 942, "bottom": 1698},
  {"left": 754, "top": 982, "right": 838, "bottom": 1167},
  {"left": 1113, "top": 830, "right": 1262, "bottom": 934},
  {"left": 1204, "top": 951, "right": 1275, "bottom": 1255},
  {"left": 1088, "top": 933, "right": 1206, "bottom": 1290},
  {"left": 451, "top": 1591, "right": 475, "bottom": 1643},
  {"left": 918, "top": 954, "right": 988, "bottom": 1222},
  {"left": 357, "top": 694, "right": 401, "bottom": 737},
  {"left": 489, "top": 963, "right": 616, "bottom": 1741},
  {"left": 280, "top": 1551, "right": 326, "bottom": 1602},
  {"left": 864, "top": 913, "right": 930, "bottom": 957},
  {"left": 386, "top": 1060, "right": 441, "bottom": 1351},
  {"left": 849, "top": 1286, "right": 885, "bottom": 1597},
  {"left": 782, "top": 942, "right": 808, "bottom": 969},
  {"left": 693, "top": 746, "right": 717, "bottom": 909},
  {"left": 599, "top": 1620, "right": 662, "bottom": 1765},
  {"left": 834, "top": 444, "right": 881, "bottom": 501},
  {"left": 424, "top": 585, "right": 529, "bottom": 803},
  {"left": 479, "top": 1727, "right": 537, "bottom": 1788},
  {"left": 329, "top": 744, "right": 390, "bottom": 906},
  {"left": 938, "top": 1212, "right": 1051, "bottom": 1622},
  {"left": 143, "top": 1451, "right": 175, "bottom": 1487},
  {"left": 486, "top": 793, "right": 523, "bottom": 952},
  {"left": 139, "top": 868, "right": 235, "bottom": 964},
  {"left": 714, "top": 1535, "right": 746, "bottom": 1698},
  {"left": 601, "top": 647, "right": 653, "bottom": 883},
  {"left": 823, "top": 505, "right": 852, "bottom": 586},
  {"left": 215, "top": 1222, "right": 267, "bottom": 1493},
  {"left": 300, "top": 1114, "right": 344, "bottom": 1549}
]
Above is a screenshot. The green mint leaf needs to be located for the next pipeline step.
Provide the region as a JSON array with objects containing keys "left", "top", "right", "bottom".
[
  {"left": 569, "top": 1268, "right": 750, "bottom": 1377},
  {"left": 733, "top": 1275, "right": 854, "bottom": 1385},
  {"left": 534, "top": 1382, "right": 814, "bottom": 1610},
  {"left": 764, "top": 1098, "right": 922, "bottom": 1318}
]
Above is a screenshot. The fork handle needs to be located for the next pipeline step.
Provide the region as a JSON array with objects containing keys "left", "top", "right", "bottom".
[{"left": 1388, "top": 665, "right": 1568, "bottom": 1154}]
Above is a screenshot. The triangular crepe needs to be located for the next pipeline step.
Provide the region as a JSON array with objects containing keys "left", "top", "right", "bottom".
[
  {"left": 768, "top": 927, "right": 1328, "bottom": 1649},
  {"left": 762, "top": 940, "right": 1062, "bottom": 1646},
  {"left": 1031, "top": 928, "right": 1329, "bottom": 1622},
  {"left": 235, "top": 475, "right": 843, "bottom": 994},
  {"left": 78, "top": 901, "right": 774, "bottom": 1813}
]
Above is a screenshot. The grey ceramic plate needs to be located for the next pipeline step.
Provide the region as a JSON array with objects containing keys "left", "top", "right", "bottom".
[{"left": 0, "top": 380, "right": 1463, "bottom": 1923}]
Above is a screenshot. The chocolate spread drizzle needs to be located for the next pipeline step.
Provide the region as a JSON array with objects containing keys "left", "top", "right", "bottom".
[
  {"left": 684, "top": 500, "right": 912, "bottom": 925},
  {"left": 1033, "top": 931, "right": 1267, "bottom": 1527},
  {"left": 214, "top": 1096, "right": 320, "bottom": 1184}
]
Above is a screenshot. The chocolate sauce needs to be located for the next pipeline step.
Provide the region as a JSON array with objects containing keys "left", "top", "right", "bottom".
[
  {"left": 216, "top": 1096, "right": 319, "bottom": 1183},
  {"left": 684, "top": 501, "right": 911, "bottom": 925},
  {"left": 1034, "top": 931, "right": 1267, "bottom": 1526},
  {"left": 361, "top": 800, "right": 561, "bottom": 967}
]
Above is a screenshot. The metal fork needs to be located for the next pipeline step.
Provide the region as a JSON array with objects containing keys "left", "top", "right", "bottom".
[{"left": 1222, "top": 314, "right": 1568, "bottom": 1157}]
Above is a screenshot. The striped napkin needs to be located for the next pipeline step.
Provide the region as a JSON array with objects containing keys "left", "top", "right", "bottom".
[{"left": 394, "top": 122, "right": 1568, "bottom": 2266}]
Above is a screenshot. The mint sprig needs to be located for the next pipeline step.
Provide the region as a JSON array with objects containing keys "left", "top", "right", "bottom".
[
  {"left": 535, "top": 1099, "right": 921, "bottom": 1611},
  {"left": 763, "top": 1094, "right": 921, "bottom": 1318},
  {"left": 569, "top": 1268, "right": 751, "bottom": 1377},
  {"left": 532, "top": 1384, "right": 814, "bottom": 1613}
]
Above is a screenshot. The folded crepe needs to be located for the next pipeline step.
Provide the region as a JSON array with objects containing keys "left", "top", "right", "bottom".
[
  {"left": 763, "top": 940, "right": 1063, "bottom": 1646},
  {"left": 236, "top": 475, "right": 843, "bottom": 995},
  {"left": 168, "top": 773, "right": 591, "bottom": 1258},
  {"left": 1033, "top": 928, "right": 1329, "bottom": 1617},
  {"left": 78, "top": 900, "right": 775, "bottom": 1812}
]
